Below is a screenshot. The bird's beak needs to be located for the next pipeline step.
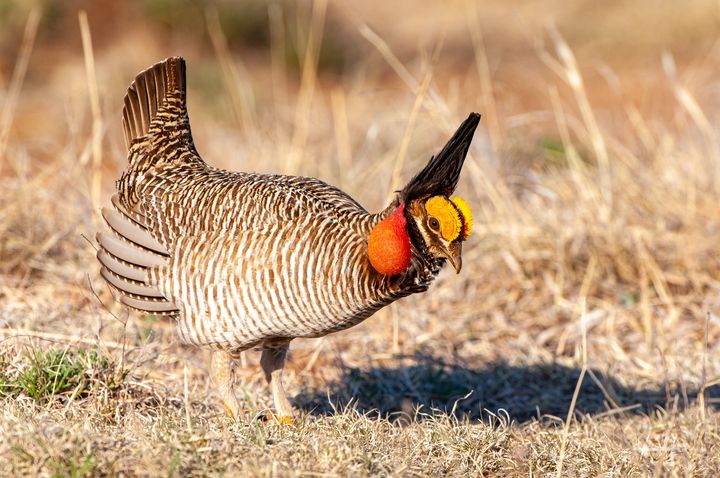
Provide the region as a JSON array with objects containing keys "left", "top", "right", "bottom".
[{"left": 442, "top": 242, "right": 463, "bottom": 274}]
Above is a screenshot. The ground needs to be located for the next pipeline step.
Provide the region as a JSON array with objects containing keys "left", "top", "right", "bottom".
[{"left": 1, "top": 1, "right": 719, "bottom": 476}]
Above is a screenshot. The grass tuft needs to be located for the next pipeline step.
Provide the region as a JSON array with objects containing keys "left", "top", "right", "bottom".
[
  {"left": 48, "top": 451, "right": 96, "bottom": 478},
  {"left": 0, "top": 348, "right": 122, "bottom": 403}
]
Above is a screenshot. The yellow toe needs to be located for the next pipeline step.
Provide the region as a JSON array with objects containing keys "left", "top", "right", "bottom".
[
  {"left": 222, "top": 402, "right": 237, "bottom": 419},
  {"left": 274, "top": 415, "right": 295, "bottom": 426}
]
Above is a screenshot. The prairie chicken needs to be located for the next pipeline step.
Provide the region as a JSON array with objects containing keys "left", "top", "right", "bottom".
[{"left": 97, "top": 57, "right": 479, "bottom": 423}]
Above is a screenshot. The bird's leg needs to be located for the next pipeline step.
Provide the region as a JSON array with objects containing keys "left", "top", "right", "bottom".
[
  {"left": 210, "top": 350, "right": 240, "bottom": 419},
  {"left": 260, "top": 341, "right": 294, "bottom": 424}
]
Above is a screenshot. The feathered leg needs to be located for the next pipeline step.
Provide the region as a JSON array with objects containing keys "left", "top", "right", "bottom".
[
  {"left": 210, "top": 350, "right": 240, "bottom": 419},
  {"left": 260, "top": 340, "right": 294, "bottom": 424}
]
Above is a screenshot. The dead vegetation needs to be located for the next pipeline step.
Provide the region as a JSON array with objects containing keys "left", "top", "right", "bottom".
[{"left": 1, "top": 0, "right": 720, "bottom": 476}]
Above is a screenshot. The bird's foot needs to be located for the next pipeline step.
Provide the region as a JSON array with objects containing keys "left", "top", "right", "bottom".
[
  {"left": 256, "top": 411, "right": 295, "bottom": 426},
  {"left": 222, "top": 401, "right": 239, "bottom": 420},
  {"left": 273, "top": 414, "right": 295, "bottom": 426}
]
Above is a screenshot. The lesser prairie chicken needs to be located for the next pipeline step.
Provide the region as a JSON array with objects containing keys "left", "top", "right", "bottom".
[{"left": 97, "top": 57, "right": 479, "bottom": 423}]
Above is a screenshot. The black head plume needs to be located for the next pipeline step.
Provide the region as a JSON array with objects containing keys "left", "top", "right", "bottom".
[{"left": 399, "top": 113, "right": 480, "bottom": 203}]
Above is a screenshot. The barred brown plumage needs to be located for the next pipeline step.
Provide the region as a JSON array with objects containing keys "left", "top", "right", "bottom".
[{"left": 96, "top": 57, "right": 480, "bottom": 423}]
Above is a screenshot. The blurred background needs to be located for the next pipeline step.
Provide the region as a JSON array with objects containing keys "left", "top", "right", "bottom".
[{"left": 2, "top": 0, "right": 719, "bottom": 185}]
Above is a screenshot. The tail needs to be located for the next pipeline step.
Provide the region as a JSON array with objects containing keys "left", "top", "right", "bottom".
[
  {"left": 399, "top": 113, "right": 480, "bottom": 202},
  {"left": 122, "top": 56, "right": 191, "bottom": 149},
  {"left": 96, "top": 194, "right": 179, "bottom": 316},
  {"left": 102, "top": 57, "right": 198, "bottom": 315},
  {"left": 117, "top": 57, "right": 200, "bottom": 215}
]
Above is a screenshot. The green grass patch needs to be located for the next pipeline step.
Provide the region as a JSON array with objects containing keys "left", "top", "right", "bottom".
[
  {"left": 539, "top": 137, "right": 591, "bottom": 169},
  {"left": 49, "top": 452, "right": 96, "bottom": 478},
  {"left": 0, "top": 347, "right": 123, "bottom": 403}
]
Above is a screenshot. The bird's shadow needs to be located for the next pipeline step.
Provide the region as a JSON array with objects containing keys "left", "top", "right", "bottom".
[{"left": 293, "top": 354, "right": 720, "bottom": 423}]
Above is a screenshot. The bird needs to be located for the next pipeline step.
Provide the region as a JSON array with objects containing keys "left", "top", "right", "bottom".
[{"left": 96, "top": 57, "right": 479, "bottom": 424}]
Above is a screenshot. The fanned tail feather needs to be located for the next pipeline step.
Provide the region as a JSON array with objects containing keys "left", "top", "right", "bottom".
[
  {"left": 122, "top": 56, "right": 187, "bottom": 148},
  {"left": 117, "top": 56, "right": 199, "bottom": 213}
]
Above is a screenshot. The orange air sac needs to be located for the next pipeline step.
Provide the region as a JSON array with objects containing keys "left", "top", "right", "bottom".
[{"left": 368, "top": 204, "right": 412, "bottom": 276}]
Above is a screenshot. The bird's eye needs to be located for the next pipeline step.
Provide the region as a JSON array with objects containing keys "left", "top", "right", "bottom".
[{"left": 428, "top": 217, "right": 440, "bottom": 230}]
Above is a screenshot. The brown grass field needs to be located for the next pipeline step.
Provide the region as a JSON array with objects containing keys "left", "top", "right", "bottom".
[{"left": 1, "top": 0, "right": 720, "bottom": 476}]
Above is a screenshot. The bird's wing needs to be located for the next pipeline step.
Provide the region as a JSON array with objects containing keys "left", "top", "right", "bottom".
[
  {"left": 128, "top": 169, "right": 372, "bottom": 251},
  {"left": 96, "top": 194, "right": 178, "bottom": 316}
]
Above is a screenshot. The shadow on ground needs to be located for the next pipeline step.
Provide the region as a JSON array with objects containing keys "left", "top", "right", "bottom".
[{"left": 293, "top": 354, "right": 720, "bottom": 423}]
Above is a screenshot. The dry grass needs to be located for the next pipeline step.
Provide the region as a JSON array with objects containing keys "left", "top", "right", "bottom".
[{"left": 1, "top": 1, "right": 720, "bottom": 476}]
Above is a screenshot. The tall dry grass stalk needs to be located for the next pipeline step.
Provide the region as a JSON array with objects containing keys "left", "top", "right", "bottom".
[
  {"left": 207, "top": 8, "right": 258, "bottom": 136},
  {"left": 556, "top": 255, "right": 595, "bottom": 476},
  {"left": 0, "top": 8, "right": 39, "bottom": 166},
  {"left": 465, "top": 0, "right": 501, "bottom": 154},
  {"left": 79, "top": 10, "right": 103, "bottom": 220},
  {"left": 268, "top": 3, "right": 288, "bottom": 117},
  {"left": 387, "top": 67, "right": 433, "bottom": 200},
  {"left": 286, "top": 0, "right": 328, "bottom": 175},
  {"left": 330, "top": 87, "right": 356, "bottom": 193},
  {"left": 540, "top": 27, "right": 612, "bottom": 221}
]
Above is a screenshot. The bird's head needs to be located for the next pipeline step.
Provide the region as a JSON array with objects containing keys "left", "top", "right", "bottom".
[
  {"left": 404, "top": 195, "right": 472, "bottom": 273},
  {"left": 368, "top": 113, "right": 480, "bottom": 277}
]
